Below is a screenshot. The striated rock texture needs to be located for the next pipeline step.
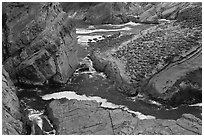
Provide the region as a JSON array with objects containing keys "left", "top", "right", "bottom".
[
  {"left": 60, "top": 2, "right": 139, "bottom": 25},
  {"left": 60, "top": 2, "right": 201, "bottom": 25},
  {"left": 47, "top": 99, "right": 202, "bottom": 135},
  {"left": 2, "top": 2, "right": 79, "bottom": 85},
  {"left": 2, "top": 67, "right": 23, "bottom": 134},
  {"left": 144, "top": 47, "right": 202, "bottom": 105}
]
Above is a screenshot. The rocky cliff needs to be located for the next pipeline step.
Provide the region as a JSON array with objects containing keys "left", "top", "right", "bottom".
[
  {"left": 60, "top": 2, "right": 201, "bottom": 25},
  {"left": 2, "top": 2, "right": 79, "bottom": 86},
  {"left": 1, "top": 2, "right": 202, "bottom": 135},
  {"left": 2, "top": 67, "right": 23, "bottom": 134}
]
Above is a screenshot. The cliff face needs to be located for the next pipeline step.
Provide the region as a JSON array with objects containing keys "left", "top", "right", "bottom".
[
  {"left": 2, "top": 67, "right": 23, "bottom": 134},
  {"left": 3, "top": 2, "right": 79, "bottom": 86},
  {"left": 60, "top": 2, "right": 201, "bottom": 25}
]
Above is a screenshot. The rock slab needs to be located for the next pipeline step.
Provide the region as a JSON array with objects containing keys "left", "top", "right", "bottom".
[{"left": 47, "top": 99, "right": 202, "bottom": 135}]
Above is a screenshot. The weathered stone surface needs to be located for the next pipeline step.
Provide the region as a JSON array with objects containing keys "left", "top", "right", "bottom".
[
  {"left": 3, "top": 2, "right": 79, "bottom": 85},
  {"left": 61, "top": 2, "right": 136, "bottom": 25},
  {"left": 87, "top": 3, "right": 201, "bottom": 103},
  {"left": 89, "top": 34, "right": 138, "bottom": 96},
  {"left": 47, "top": 99, "right": 114, "bottom": 135},
  {"left": 144, "top": 48, "right": 202, "bottom": 104},
  {"left": 176, "top": 4, "right": 202, "bottom": 28},
  {"left": 2, "top": 67, "right": 23, "bottom": 135},
  {"left": 47, "top": 99, "right": 202, "bottom": 135},
  {"left": 60, "top": 2, "right": 199, "bottom": 25},
  {"left": 135, "top": 2, "right": 194, "bottom": 24}
]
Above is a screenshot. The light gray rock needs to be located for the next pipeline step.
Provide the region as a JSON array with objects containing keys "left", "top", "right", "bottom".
[
  {"left": 47, "top": 99, "right": 202, "bottom": 135},
  {"left": 3, "top": 2, "right": 79, "bottom": 85}
]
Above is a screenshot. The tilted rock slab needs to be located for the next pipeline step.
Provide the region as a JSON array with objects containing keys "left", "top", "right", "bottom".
[
  {"left": 47, "top": 99, "right": 202, "bottom": 135},
  {"left": 2, "top": 67, "right": 23, "bottom": 134},
  {"left": 144, "top": 47, "right": 202, "bottom": 103},
  {"left": 3, "top": 2, "right": 79, "bottom": 85}
]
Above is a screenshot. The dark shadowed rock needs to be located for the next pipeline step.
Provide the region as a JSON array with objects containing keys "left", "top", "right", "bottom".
[{"left": 2, "top": 67, "right": 23, "bottom": 134}]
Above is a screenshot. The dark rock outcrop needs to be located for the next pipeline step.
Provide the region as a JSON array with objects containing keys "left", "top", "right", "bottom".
[
  {"left": 47, "top": 99, "right": 202, "bottom": 135},
  {"left": 2, "top": 2, "right": 79, "bottom": 86},
  {"left": 2, "top": 67, "right": 23, "bottom": 134}
]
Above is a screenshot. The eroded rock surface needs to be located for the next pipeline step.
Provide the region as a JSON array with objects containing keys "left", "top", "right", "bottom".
[
  {"left": 60, "top": 2, "right": 200, "bottom": 25},
  {"left": 89, "top": 34, "right": 138, "bottom": 96},
  {"left": 88, "top": 3, "right": 202, "bottom": 103},
  {"left": 47, "top": 99, "right": 202, "bottom": 135},
  {"left": 144, "top": 48, "right": 202, "bottom": 105},
  {"left": 2, "top": 67, "right": 23, "bottom": 135},
  {"left": 2, "top": 2, "right": 79, "bottom": 85}
]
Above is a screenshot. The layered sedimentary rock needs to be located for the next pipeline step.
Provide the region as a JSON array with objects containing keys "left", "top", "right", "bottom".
[
  {"left": 47, "top": 99, "right": 202, "bottom": 135},
  {"left": 60, "top": 2, "right": 139, "bottom": 25},
  {"left": 2, "top": 67, "right": 23, "bottom": 135},
  {"left": 2, "top": 2, "right": 79, "bottom": 85},
  {"left": 60, "top": 2, "right": 200, "bottom": 25}
]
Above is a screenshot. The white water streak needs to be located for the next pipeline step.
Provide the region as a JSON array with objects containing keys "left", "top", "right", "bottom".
[
  {"left": 104, "top": 21, "right": 140, "bottom": 27},
  {"left": 189, "top": 103, "right": 202, "bottom": 107},
  {"left": 77, "top": 35, "right": 103, "bottom": 43},
  {"left": 76, "top": 27, "right": 132, "bottom": 34},
  {"left": 28, "top": 109, "right": 44, "bottom": 130},
  {"left": 41, "top": 91, "right": 155, "bottom": 120}
]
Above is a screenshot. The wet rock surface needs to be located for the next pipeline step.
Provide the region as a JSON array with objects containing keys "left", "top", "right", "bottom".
[
  {"left": 47, "top": 99, "right": 202, "bottom": 135},
  {"left": 2, "top": 2, "right": 79, "bottom": 85}
]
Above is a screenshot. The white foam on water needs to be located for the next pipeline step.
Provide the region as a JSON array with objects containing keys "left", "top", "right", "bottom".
[
  {"left": 41, "top": 91, "right": 155, "bottom": 120},
  {"left": 189, "top": 103, "right": 202, "bottom": 107},
  {"left": 104, "top": 21, "right": 140, "bottom": 27},
  {"left": 77, "top": 35, "right": 103, "bottom": 44},
  {"left": 28, "top": 109, "right": 56, "bottom": 135},
  {"left": 28, "top": 109, "right": 44, "bottom": 130},
  {"left": 148, "top": 100, "right": 162, "bottom": 106},
  {"left": 97, "top": 72, "right": 107, "bottom": 78},
  {"left": 76, "top": 27, "right": 132, "bottom": 34},
  {"left": 158, "top": 19, "right": 171, "bottom": 23}
]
